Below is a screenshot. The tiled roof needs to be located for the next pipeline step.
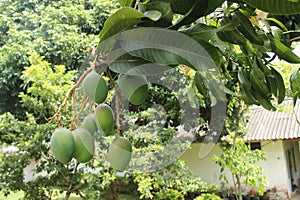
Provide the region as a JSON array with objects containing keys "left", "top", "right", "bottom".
[{"left": 245, "top": 99, "right": 300, "bottom": 141}]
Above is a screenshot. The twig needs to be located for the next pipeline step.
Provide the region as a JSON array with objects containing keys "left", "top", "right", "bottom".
[
  {"left": 64, "top": 162, "right": 80, "bottom": 200},
  {"left": 49, "top": 67, "right": 92, "bottom": 122},
  {"left": 77, "top": 191, "right": 85, "bottom": 199},
  {"left": 283, "top": 30, "right": 300, "bottom": 34},
  {"left": 289, "top": 36, "right": 300, "bottom": 43},
  {"left": 106, "top": 69, "right": 121, "bottom": 136}
]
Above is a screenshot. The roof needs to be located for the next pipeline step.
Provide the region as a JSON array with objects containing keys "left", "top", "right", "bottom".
[{"left": 245, "top": 99, "right": 300, "bottom": 141}]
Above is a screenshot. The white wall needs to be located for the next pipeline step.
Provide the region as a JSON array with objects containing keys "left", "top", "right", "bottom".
[
  {"left": 258, "top": 141, "right": 290, "bottom": 192},
  {"left": 180, "top": 143, "right": 223, "bottom": 184},
  {"left": 180, "top": 141, "right": 290, "bottom": 193}
]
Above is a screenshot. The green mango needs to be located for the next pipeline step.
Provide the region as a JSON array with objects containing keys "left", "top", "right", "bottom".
[
  {"left": 94, "top": 104, "right": 114, "bottom": 136},
  {"left": 108, "top": 137, "right": 132, "bottom": 171},
  {"left": 73, "top": 128, "right": 95, "bottom": 163},
  {"left": 83, "top": 71, "right": 108, "bottom": 104},
  {"left": 118, "top": 75, "right": 148, "bottom": 105},
  {"left": 82, "top": 113, "right": 97, "bottom": 135},
  {"left": 50, "top": 128, "right": 74, "bottom": 164}
]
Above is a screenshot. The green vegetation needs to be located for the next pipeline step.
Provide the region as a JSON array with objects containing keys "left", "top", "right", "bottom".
[
  {"left": 0, "top": 0, "right": 118, "bottom": 117},
  {"left": 1, "top": 0, "right": 300, "bottom": 199}
]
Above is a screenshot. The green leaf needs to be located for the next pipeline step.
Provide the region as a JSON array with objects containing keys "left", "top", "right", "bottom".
[
  {"left": 142, "top": 2, "right": 173, "bottom": 27},
  {"left": 109, "top": 53, "right": 170, "bottom": 75},
  {"left": 170, "top": 0, "right": 195, "bottom": 15},
  {"left": 242, "top": 0, "right": 300, "bottom": 15},
  {"left": 270, "top": 38, "right": 300, "bottom": 63},
  {"left": 290, "top": 69, "right": 300, "bottom": 106},
  {"left": 205, "top": 0, "right": 225, "bottom": 16},
  {"left": 180, "top": 23, "right": 218, "bottom": 41},
  {"left": 190, "top": 39, "right": 224, "bottom": 67},
  {"left": 119, "top": 0, "right": 131, "bottom": 7},
  {"left": 99, "top": 7, "right": 145, "bottom": 44},
  {"left": 144, "top": 10, "right": 162, "bottom": 21},
  {"left": 115, "top": 27, "right": 217, "bottom": 71},
  {"left": 171, "top": 0, "right": 208, "bottom": 30}
]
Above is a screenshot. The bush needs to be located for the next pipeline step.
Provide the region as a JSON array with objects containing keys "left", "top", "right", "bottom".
[{"left": 195, "top": 193, "right": 223, "bottom": 200}]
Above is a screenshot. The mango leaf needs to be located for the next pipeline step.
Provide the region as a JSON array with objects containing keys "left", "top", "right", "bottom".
[
  {"left": 171, "top": 0, "right": 224, "bottom": 30},
  {"left": 180, "top": 24, "right": 225, "bottom": 67},
  {"left": 290, "top": 69, "right": 300, "bottom": 106},
  {"left": 98, "top": 7, "right": 145, "bottom": 45},
  {"left": 180, "top": 23, "right": 218, "bottom": 41},
  {"left": 242, "top": 0, "right": 300, "bottom": 15},
  {"left": 109, "top": 53, "right": 170, "bottom": 75},
  {"left": 270, "top": 38, "right": 300, "bottom": 63},
  {"left": 204, "top": 0, "right": 225, "bottom": 16},
  {"left": 116, "top": 27, "right": 217, "bottom": 71},
  {"left": 142, "top": 2, "right": 173, "bottom": 27},
  {"left": 119, "top": 0, "right": 131, "bottom": 7},
  {"left": 171, "top": 0, "right": 208, "bottom": 30},
  {"left": 170, "top": 0, "right": 195, "bottom": 14},
  {"left": 192, "top": 39, "right": 224, "bottom": 67},
  {"left": 144, "top": 10, "right": 162, "bottom": 21}
]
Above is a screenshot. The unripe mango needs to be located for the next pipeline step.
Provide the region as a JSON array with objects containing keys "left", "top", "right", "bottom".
[
  {"left": 50, "top": 128, "right": 74, "bottom": 164},
  {"left": 83, "top": 71, "right": 108, "bottom": 104},
  {"left": 94, "top": 104, "right": 114, "bottom": 136},
  {"left": 108, "top": 137, "right": 132, "bottom": 171},
  {"left": 82, "top": 113, "right": 97, "bottom": 135},
  {"left": 118, "top": 75, "right": 148, "bottom": 105},
  {"left": 73, "top": 128, "right": 95, "bottom": 163}
]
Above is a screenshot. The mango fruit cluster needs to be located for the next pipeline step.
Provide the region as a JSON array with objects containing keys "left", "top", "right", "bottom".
[{"left": 50, "top": 71, "right": 148, "bottom": 171}]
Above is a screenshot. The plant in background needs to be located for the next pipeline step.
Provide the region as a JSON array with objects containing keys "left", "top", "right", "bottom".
[
  {"left": 213, "top": 133, "right": 268, "bottom": 200},
  {"left": 195, "top": 193, "right": 222, "bottom": 200},
  {"left": 0, "top": 0, "right": 118, "bottom": 117},
  {"left": 0, "top": 53, "right": 216, "bottom": 199},
  {"left": 1, "top": 0, "right": 300, "bottom": 199}
]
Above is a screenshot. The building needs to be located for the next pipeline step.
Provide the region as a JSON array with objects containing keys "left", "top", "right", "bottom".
[{"left": 180, "top": 99, "right": 300, "bottom": 198}]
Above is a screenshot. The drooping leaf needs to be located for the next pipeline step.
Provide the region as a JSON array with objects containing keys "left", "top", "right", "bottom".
[
  {"left": 115, "top": 27, "right": 217, "bottom": 71},
  {"left": 181, "top": 17, "right": 242, "bottom": 41},
  {"left": 290, "top": 69, "right": 300, "bottom": 106},
  {"left": 171, "top": 0, "right": 208, "bottom": 30},
  {"left": 108, "top": 53, "right": 170, "bottom": 75},
  {"left": 270, "top": 38, "right": 300, "bottom": 63},
  {"left": 242, "top": 0, "right": 300, "bottom": 15},
  {"left": 170, "top": 0, "right": 195, "bottom": 14},
  {"left": 180, "top": 23, "right": 218, "bottom": 41},
  {"left": 204, "top": 0, "right": 225, "bottom": 16}
]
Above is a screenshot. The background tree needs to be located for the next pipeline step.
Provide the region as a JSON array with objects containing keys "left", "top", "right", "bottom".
[
  {"left": 0, "top": 0, "right": 118, "bottom": 117},
  {"left": 1, "top": 0, "right": 300, "bottom": 199}
]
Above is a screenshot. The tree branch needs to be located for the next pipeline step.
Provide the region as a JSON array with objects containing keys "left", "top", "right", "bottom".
[{"left": 49, "top": 67, "right": 92, "bottom": 122}]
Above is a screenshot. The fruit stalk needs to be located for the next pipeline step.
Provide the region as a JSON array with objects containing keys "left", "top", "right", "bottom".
[
  {"left": 49, "top": 67, "right": 92, "bottom": 122},
  {"left": 49, "top": 52, "right": 102, "bottom": 123},
  {"left": 107, "top": 69, "right": 121, "bottom": 136}
]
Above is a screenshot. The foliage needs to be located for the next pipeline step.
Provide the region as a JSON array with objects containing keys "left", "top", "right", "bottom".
[
  {"left": 0, "top": 0, "right": 118, "bottom": 117},
  {"left": 19, "top": 54, "right": 77, "bottom": 122},
  {"left": 213, "top": 134, "right": 267, "bottom": 200},
  {"left": 0, "top": 55, "right": 214, "bottom": 199},
  {"left": 2, "top": 0, "right": 300, "bottom": 199},
  {"left": 195, "top": 193, "right": 222, "bottom": 200},
  {"left": 97, "top": 0, "right": 300, "bottom": 113}
]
